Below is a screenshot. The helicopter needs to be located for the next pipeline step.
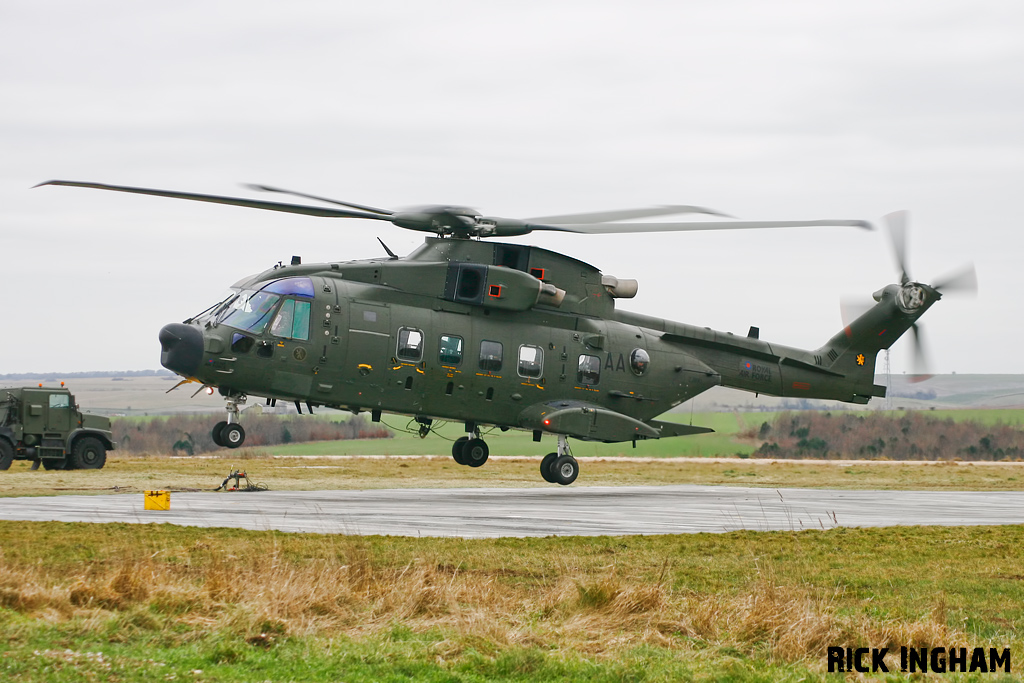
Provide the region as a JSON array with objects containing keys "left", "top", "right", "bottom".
[{"left": 37, "top": 180, "right": 976, "bottom": 485}]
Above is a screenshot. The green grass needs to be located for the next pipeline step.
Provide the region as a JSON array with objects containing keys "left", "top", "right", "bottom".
[{"left": 0, "top": 522, "right": 1021, "bottom": 681}]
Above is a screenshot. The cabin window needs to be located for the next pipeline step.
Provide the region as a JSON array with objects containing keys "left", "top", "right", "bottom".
[
  {"left": 438, "top": 334, "right": 464, "bottom": 365},
  {"left": 49, "top": 394, "right": 70, "bottom": 409},
  {"left": 577, "top": 354, "right": 601, "bottom": 386},
  {"left": 479, "top": 340, "right": 503, "bottom": 372},
  {"left": 270, "top": 299, "right": 312, "bottom": 341},
  {"left": 396, "top": 327, "right": 424, "bottom": 361},
  {"left": 630, "top": 348, "right": 650, "bottom": 376},
  {"left": 518, "top": 345, "right": 543, "bottom": 378}
]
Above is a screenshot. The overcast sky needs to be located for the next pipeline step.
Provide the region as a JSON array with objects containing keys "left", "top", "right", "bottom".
[{"left": 2, "top": 0, "right": 1021, "bottom": 377}]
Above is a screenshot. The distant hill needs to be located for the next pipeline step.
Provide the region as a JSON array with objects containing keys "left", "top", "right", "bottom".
[
  {"left": 0, "top": 370, "right": 174, "bottom": 381},
  {"left": 681, "top": 374, "right": 1024, "bottom": 412}
]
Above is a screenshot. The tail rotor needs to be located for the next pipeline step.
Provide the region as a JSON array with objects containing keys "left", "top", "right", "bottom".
[{"left": 843, "top": 211, "right": 976, "bottom": 383}]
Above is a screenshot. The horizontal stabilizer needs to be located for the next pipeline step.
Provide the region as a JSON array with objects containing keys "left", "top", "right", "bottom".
[{"left": 647, "top": 420, "right": 715, "bottom": 438}]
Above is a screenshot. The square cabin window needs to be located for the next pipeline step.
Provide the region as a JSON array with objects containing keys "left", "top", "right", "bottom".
[
  {"left": 479, "top": 340, "right": 503, "bottom": 373},
  {"left": 518, "top": 345, "right": 543, "bottom": 379},
  {"left": 577, "top": 354, "right": 601, "bottom": 386},
  {"left": 438, "top": 334, "right": 464, "bottom": 365},
  {"left": 397, "top": 327, "right": 424, "bottom": 361}
]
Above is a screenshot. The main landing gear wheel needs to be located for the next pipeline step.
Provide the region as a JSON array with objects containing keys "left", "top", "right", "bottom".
[
  {"left": 543, "top": 435, "right": 579, "bottom": 485},
  {"left": 69, "top": 436, "right": 106, "bottom": 470},
  {"left": 540, "top": 452, "right": 558, "bottom": 483},
  {"left": 463, "top": 438, "right": 489, "bottom": 468},
  {"left": 552, "top": 455, "right": 579, "bottom": 486},
  {"left": 212, "top": 421, "right": 228, "bottom": 447},
  {"left": 452, "top": 436, "right": 469, "bottom": 465},
  {"left": 0, "top": 440, "right": 12, "bottom": 470},
  {"left": 221, "top": 424, "right": 246, "bottom": 449}
]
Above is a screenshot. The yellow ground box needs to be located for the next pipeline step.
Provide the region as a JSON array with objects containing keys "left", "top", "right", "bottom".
[{"left": 144, "top": 490, "right": 170, "bottom": 511}]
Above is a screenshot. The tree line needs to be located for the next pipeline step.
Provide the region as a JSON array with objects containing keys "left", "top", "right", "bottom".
[
  {"left": 112, "top": 414, "right": 391, "bottom": 455},
  {"left": 746, "top": 411, "right": 1024, "bottom": 461}
]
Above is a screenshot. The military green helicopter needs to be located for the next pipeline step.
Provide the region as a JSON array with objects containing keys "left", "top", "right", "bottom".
[{"left": 38, "top": 180, "right": 976, "bottom": 485}]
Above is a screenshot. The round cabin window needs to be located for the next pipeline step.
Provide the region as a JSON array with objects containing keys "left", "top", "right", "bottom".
[{"left": 630, "top": 348, "right": 650, "bottom": 376}]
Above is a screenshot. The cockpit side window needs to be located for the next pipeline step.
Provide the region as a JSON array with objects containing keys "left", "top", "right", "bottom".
[{"left": 270, "top": 299, "right": 312, "bottom": 341}]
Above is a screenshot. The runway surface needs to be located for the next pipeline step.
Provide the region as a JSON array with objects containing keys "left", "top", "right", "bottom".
[{"left": 0, "top": 485, "right": 1022, "bottom": 537}]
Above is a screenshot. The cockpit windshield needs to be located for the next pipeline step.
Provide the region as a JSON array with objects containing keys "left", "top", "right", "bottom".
[
  {"left": 220, "top": 290, "right": 280, "bottom": 334},
  {"left": 215, "top": 277, "right": 314, "bottom": 334}
]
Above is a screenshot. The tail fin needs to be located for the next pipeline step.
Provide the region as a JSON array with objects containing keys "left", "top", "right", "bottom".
[{"left": 815, "top": 283, "right": 939, "bottom": 401}]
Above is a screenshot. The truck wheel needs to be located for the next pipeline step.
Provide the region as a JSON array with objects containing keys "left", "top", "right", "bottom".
[
  {"left": 0, "top": 440, "right": 12, "bottom": 470},
  {"left": 42, "top": 458, "right": 67, "bottom": 470},
  {"left": 70, "top": 436, "right": 107, "bottom": 470}
]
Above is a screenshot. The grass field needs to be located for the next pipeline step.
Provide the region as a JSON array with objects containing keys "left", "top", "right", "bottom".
[
  {"left": 0, "top": 522, "right": 1020, "bottom": 681},
  {"left": 2, "top": 453, "right": 1024, "bottom": 498},
  {"left": 2, "top": 406, "right": 1022, "bottom": 680}
]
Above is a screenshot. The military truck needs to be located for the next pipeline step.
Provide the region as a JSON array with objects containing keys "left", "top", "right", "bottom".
[{"left": 0, "top": 387, "right": 114, "bottom": 470}]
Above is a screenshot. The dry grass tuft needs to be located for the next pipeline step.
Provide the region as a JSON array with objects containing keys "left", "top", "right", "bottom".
[{"left": 0, "top": 530, "right": 993, "bottom": 666}]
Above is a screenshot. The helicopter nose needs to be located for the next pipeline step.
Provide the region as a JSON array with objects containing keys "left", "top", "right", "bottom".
[{"left": 159, "top": 323, "right": 204, "bottom": 376}]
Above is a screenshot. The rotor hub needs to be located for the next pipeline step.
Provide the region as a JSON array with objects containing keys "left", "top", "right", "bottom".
[{"left": 896, "top": 283, "right": 927, "bottom": 313}]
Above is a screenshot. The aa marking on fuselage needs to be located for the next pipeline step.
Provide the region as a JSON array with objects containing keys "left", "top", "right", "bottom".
[{"left": 604, "top": 353, "right": 627, "bottom": 372}]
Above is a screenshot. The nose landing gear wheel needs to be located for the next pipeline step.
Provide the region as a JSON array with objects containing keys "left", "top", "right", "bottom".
[
  {"left": 212, "top": 421, "right": 228, "bottom": 447},
  {"left": 221, "top": 423, "right": 246, "bottom": 449}
]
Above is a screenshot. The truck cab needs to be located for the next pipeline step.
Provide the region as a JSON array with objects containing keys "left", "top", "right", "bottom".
[{"left": 0, "top": 387, "right": 115, "bottom": 470}]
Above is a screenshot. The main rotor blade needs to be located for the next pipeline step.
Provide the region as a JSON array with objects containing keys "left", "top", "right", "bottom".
[
  {"left": 932, "top": 263, "right": 978, "bottom": 294},
  {"left": 526, "top": 205, "right": 731, "bottom": 224},
  {"left": 884, "top": 210, "right": 911, "bottom": 285},
  {"left": 35, "top": 181, "right": 393, "bottom": 221},
  {"left": 244, "top": 184, "right": 395, "bottom": 216},
  {"left": 907, "top": 323, "right": 934, "bottom": 383},
  {"left": 529, "top": 218, "right": 873, "bottom": 234}
]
